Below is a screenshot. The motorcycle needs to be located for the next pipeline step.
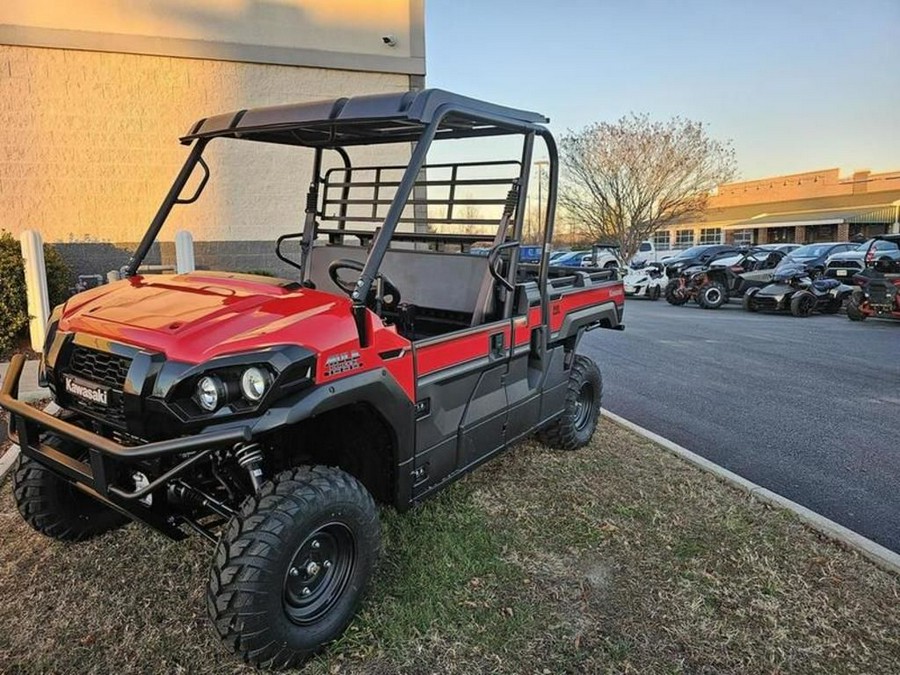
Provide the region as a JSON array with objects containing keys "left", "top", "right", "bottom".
[
  {"left": 624, "top": 261, "right": 667, "bottom": 300},
  {"left": 743, "top": 264, "right": 854, "bottom": 317}
]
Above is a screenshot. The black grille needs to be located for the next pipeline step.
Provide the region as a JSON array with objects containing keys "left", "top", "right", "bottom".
[
  {"left": 826, "top": 260, "right": 861, "bottom": 270},
  {"left": 869, "top": 285, "right": 892, "bottom": 305},
  {"left": 67, "top": 346, "right": 132, "bottom": 428},
  {"left": 71, "top": 395, "right": 128, "bottom": 427},
  {"left": 70, "top": 346, "right": 131, "bottom": 388}
]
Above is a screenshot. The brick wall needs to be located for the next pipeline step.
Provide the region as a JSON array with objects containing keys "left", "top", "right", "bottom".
[
  {"left": 711, "top": 168, "right": 900, "bottom": 208},
  {"left": 0, "top": 45, "right": 411, "bottom": 246}
]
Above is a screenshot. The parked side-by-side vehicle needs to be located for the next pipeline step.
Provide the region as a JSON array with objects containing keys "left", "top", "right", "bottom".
[
  {"left": 0, "top": 90, "right": 624, "bottom": 669},
  {"left": 846, "top": 234, "right": 900, "bottom": 322}
]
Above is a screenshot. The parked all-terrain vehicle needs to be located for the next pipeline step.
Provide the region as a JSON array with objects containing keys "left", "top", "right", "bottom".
[
  {"left": 0, "top": 90, "right": 624, "bottom": 670},
  {"left": 743, "top": 264, "right": 853, "bottom": 316},
  {"left": 663, "top": 247, "right": 784, "bottom": 309},
  {"left": 664, "top": 264, "right": 707, "bottom": 306},
  {"left": 692, "top": 247, "right": 788, "bottom": 309},
  {"left": 847, "top": 273, "right": 900, "bottom": 321},
  {"left": 846, "top": 235, "right": 900, "bottom": 322}
]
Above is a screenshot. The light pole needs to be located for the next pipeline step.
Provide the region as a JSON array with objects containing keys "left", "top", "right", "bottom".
[{"left": 533, "top": 159, "right": 549, "bottom": 242}]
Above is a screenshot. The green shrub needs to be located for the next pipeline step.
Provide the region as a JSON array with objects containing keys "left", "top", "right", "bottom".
[{"left": 0, "top": 231, "right": 74, "bottom": 358}]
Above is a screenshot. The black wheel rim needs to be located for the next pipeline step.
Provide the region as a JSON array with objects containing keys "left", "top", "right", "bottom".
[
  {"left": 801, "top": 296, "right": 815, "bottom": 314},
  {"left": 283, "top": 522, "right": 356, "bottom": 625},
  {"left": 573, "top": 382, "right": 594, "bottom": 431}
]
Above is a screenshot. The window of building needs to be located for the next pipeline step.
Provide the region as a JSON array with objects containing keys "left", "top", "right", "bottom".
[
  {"left": 651, "top": 230, "right": 670, "bottom": 248},
  {"left": 675, "top": 229, "right": 694, "bottom": 249},
  {"left": 732, "top": 229, "right": 753, "bottom": 246},
  {"left": 699, "top": 228, "right": 722, "bottom": 245}
]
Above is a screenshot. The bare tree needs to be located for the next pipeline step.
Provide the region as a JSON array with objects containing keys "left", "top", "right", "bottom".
[{"left": 559, "top": 114, "right": 737, "bottom": 261}]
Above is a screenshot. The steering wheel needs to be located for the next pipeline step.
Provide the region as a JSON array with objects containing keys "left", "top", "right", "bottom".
[{"left": 327, "top": 258, "right": 401, "bottom": 311}]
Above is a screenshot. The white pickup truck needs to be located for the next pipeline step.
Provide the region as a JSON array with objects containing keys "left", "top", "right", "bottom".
[{"left": 630, "top": 240, "right": 677, "bottom": 266}]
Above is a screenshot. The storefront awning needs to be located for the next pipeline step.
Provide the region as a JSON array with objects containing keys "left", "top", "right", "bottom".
[{"left": 724, "top": 204, "right": 899, "bottom": 230}]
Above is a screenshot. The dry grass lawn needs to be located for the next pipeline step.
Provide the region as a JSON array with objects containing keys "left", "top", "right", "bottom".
[{"left": 0, "top": 419, "right": 898, "bottom": 674}]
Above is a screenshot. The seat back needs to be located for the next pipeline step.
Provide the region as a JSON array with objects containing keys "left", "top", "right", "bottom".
[{"left": 307, "top": 245, "right": 492, "bottom": 314}]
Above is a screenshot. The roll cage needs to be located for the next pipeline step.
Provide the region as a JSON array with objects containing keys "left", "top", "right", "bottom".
[{"left": 124, "top": 89, "right": 559, "bottom": 347}]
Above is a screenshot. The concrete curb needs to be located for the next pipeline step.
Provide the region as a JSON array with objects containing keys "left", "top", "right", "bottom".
[
  {"left": 17, "top": 389, "right": 50, "bottom": 403},
  {"left": 0, "top": 444, "right": 20, "bottom": 481},
  {"left": 602, "top": 409, "right": 900, "bottom": 576}
]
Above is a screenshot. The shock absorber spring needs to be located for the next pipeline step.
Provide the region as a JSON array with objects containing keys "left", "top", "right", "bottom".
[{"left": 234, "top": 442, "right": 265, "bottom": 493}]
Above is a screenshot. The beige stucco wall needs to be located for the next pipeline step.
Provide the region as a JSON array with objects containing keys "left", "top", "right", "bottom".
[
  {"left": 1, "top": 0, "right": 413, "bottom": 57},
  {"left": 0, "top": 45, "right": 412, "bottom": 243}
]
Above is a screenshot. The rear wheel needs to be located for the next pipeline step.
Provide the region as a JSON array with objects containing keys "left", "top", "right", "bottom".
[
  {"left": 665, "top": 280, "right": 689, "bottom": 306},
  {"left": 648, "top": 285, "right": 661, "bottom": 301},
  {"left": 847, "top": 291, "right": 867, "bottom": 321},
  {"left": 743, "top": 287, "right": 760, "bottom": 313},
  {"left": 790, "top": 291, "right": 817, "bottom": 317},
  {"left": 12, "top": 438, "right": 128, "bottom": 542},
  {"left": 537, "top": 355, "right": 602, "bottom": 451},
  {"left": 207, "top": 466, "right": 380, "bottom": 670},
  {"left": 698, "top": 281, "right": 727, "bottom": 309}
]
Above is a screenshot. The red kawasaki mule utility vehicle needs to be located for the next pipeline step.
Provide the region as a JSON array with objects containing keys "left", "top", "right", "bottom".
[{"left": 1, "top": 90, "right": 623, "bottom": 668}]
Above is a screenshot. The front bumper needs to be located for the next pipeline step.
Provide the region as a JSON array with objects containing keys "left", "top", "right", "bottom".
[{"left": 1, "top": 354, "right": 251, "bottom": 538}]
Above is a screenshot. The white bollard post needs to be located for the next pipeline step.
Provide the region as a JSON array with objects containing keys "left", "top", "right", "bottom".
[
  {"left": 20, "top": 230, "right": 51, "bottom": 352},
  {"left": 174, "top": 230, "right": 196, "bottom": 274}
]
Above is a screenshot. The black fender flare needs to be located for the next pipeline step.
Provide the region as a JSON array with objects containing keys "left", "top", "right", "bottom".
[{"left": 247, "top": 368, "right": 416, "bottom": 507}]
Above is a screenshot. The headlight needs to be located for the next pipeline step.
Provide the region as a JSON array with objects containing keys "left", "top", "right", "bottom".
[
  {"left": 195, "top": 375, "right": 224, "bottom": 411},
  {"left": 241, "top": 366, "right": 270, "bottom": 402}
]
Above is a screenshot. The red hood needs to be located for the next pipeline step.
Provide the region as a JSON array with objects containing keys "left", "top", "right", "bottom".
[{"left": 59, "top": 272, "right": 362, "bottom": 363}]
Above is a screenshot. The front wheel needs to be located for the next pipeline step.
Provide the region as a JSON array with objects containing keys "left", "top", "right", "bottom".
[
  {"left": 698, "top": 281, "right": 727, "bottom": 309},
  {"left": 12, "top": 437, "right": 128, "bottom": 542},
  {"left": 648, "top": 284, "right": 661, "bottom": 301},
  {"left": 743, "top": 287, "right": 760, "bottom": 313},
  {"left": 665, "top": 280, "right": 689, "bottom": 306},
  {"left": 790, "top": 290, "right": 817, "bottom": 317},
  {"left": 207, "top": 466, "right": 380, "bottom": 670},
  {"left": 537, "top": 354, "right": 602, "bottom": 451},
  {"left": 847, "top": 291, "right": 867, "bottom": 321}
]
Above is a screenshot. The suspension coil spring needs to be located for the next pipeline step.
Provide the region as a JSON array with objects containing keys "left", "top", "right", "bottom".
[
  {"left": 234, "top": 442, "right": 265, "bottom": 492},
  {"left": 235, "top": 442, "right": 263, "bottom": 468}
]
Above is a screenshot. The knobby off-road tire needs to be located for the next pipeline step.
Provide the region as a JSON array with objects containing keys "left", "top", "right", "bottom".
[
  {"left": 12, "top": 438, "right": 128, "bottom": 542},
  {"left": 698, "top": 281, "right": 727, "bottom": 309},
  {"left": 790, "top": 290, "right": 817, "bottom": 317},
  {"left": 665, "top": 280, "right": 689, "bottom": 306},
  {"left": 537, "top": 354, "right": 603, "bottom": 451},
  {"left": 207, "top": 466, "right": 380, "bottom": 670},
  {"left": 847, "top": 290, "right": 867, "bottom": 321},
  {"left": 743, "top": 287, "right": 760, "bottom": 313}
]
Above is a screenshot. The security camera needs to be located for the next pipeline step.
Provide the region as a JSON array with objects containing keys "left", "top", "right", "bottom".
[{"left": 382, "top": 35, "right": 397, "bottom": 47}]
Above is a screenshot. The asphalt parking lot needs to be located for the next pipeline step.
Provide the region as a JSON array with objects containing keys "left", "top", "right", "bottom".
[{"left": 581, "top": 296, "right": 900, "bottom": 553}]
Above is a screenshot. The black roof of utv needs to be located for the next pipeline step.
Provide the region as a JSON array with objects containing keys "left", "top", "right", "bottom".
[{"left": 181, "top": 89, "right": 549, "bottom": 148}]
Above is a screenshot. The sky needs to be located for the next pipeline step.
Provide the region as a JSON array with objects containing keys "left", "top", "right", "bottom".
[{"left": 424, "top": 0, "right": 900, "bottom": 182}]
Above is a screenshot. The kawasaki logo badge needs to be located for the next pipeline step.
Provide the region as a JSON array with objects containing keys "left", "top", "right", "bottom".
[
  {"left": 64, "top": 375, "right": 109, "bottom": 406},
  {"left": 324, "top": 351, "right": 362, "bottom": 377}
]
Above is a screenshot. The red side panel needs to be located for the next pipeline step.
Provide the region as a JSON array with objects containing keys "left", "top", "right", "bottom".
[
  {"left": 550, "top": 285, "right": 623, "bottom": 333},
  {"left": 315, "top": 312, "right": 415, "bottom": 401},
  {"left": 415, "top": 323, "right": 512, "bottom": 378}
]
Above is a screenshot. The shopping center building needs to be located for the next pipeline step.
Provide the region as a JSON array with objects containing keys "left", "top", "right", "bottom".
[{"left": 651, "top": 168, "right": 900, "bottom": 250}]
